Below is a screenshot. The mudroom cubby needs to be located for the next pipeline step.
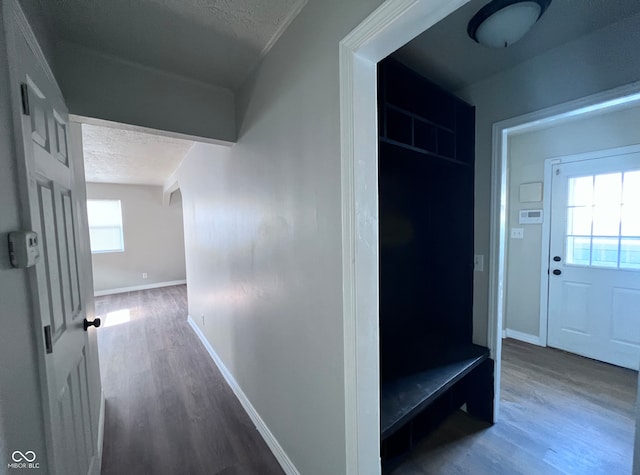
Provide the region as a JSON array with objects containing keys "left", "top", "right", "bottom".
[{"left": 378, "top": 58, "right": 494, "bottom": 468}]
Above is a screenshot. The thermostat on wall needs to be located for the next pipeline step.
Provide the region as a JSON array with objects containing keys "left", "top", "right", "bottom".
[
  {"left": 519, "top": 209, "right": 543, "bottom": 224},
  {"left": 8, "top": 230, "right": 40, "bottom": 268}
]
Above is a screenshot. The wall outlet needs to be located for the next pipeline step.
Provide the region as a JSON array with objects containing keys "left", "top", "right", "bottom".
[
  {"left": 142, "top": 272, "right": 148, "bottom": 279},
  {"left": 474, "top": 255, "right": 484, "bottom": 272},
  {"left": 511, "top": 228, "right": 524, "bottom": 239}
]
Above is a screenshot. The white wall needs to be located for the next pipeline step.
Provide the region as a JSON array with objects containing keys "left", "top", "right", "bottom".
[
  {"left": 54, "top": 41, "right": 236, "bottom": 143},
  {"left": 87, "top": 183, "right": 186, "bottom": 293},
  {"left": 0, "top": 5, "right": 50, "bottom": 470},
  {"left": 458, "top": 11, "right": 640, "bottom": 344},
  {"left": 505, "top": 106, "right": 640, "bottom": 337},
  {"left": 177, "top": 0, "right": 383, "bottom": 472}
]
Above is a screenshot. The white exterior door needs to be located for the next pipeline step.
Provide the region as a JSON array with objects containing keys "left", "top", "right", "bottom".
[
  {"left": 5, "top": 2, "right": 102, "bottom": 474},
  {"left": 547, "top": 151, "right": 640, "bottom": 370}
]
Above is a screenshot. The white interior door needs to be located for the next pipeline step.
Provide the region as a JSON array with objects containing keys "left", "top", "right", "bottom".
[
  {"left": 548, "top": 151, "right": 640, "bottom": 370},
  {"left": 5, "top": 2, "right": 102, "bottom": 474}
]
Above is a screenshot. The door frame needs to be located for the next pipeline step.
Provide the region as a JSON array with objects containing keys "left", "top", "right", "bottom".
[
  {"left": 339, "top": 1, "right": 472, "bottom": 473},
  {"left": 493, "top": 89, "right": 640, "bottom": 373},
  {"left": 341, "top": 0, "right": 640, "bottom": 471},
  {"left": 539, "top": 144, "right": 640, "bottom": 354}
]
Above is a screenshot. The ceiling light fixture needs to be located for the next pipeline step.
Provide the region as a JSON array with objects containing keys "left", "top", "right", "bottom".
[{"left": 468, "top": 0, "right": 552, "bottom": 48}]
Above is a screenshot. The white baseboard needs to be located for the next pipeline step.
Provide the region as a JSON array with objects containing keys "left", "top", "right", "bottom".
[
  {"left": 88, "top": 390, "right": 105, "bottom": 475},
  {"left": 504, "top": 328, "right": 544, "bottom": 346},
  {"left": 187, "top": 316, "right": 300, "bottom": 475},
  {"left": 94, "top": 280, "right": 186, "bottom": 297}
]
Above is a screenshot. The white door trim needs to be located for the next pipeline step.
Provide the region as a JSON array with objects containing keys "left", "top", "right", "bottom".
[
  {"left": 539, "top": 144, "right": 640, "bottom": 349},
  {"left": 339, "top": 1, "right": 471, "bottom": 473},
  {"left": 539, "top": 156, "right": 559, "bottom": 348},
  {"left": 341, "top": 2, "right": 640, "bottom": 471},
  {"left": 490, "top": 83, "right": 640, "bottom": 415}
]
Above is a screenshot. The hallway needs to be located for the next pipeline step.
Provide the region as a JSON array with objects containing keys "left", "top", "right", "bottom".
[
  {"left": 96, "top": 285, "right": 283, "bottom": 475},
  {"left": 94, "top": 285, "right": 637, "bottom": 474}
]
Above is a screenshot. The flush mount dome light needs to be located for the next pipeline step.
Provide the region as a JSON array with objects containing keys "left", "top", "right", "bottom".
[{"left": 468, "top": 0, "right": 552, "bottom": 48}]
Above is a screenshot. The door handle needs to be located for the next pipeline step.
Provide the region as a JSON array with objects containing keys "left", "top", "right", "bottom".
[
  {"left": 552, "top": 269, "right": 562, "bottom": 275},
  {"left": 83, "top": 318, "right": 101, "bottom": 331},
  {"left": 553, "top": 256, "right": 561, "bottom": 262}
]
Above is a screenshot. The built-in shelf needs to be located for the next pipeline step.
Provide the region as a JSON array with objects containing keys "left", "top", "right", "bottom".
[
  {"left": 378, "top": 62, "right": 475, "bottom": 167},
  {"left": 384, "top": 103, "right": 454, "bottom": 134},
  {"left": 381, "top": 105, "right": 458, "bottom": 161},
  {"left": 378, "top": 57, "right": 491, "bottom": 469},
  {"left": 379, "top": 137, "right": 470, "bottom": 167}
]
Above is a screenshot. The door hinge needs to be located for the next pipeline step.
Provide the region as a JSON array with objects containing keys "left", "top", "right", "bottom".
[
  {"left": 44, "top": 325, "right": 52, "bottom": 354},
  {"left": 20, "top": 83, "right": 30, "bottom": 116}
]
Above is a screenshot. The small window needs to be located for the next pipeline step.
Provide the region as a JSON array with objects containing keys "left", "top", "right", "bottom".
[{"left": 87, "top": 200, "right": 124, "bottom": 253}]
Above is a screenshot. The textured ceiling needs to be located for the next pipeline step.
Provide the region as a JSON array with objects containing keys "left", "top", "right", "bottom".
[
  {"left": 47, "top": 1, "right": 640, "bottom": 186},
  {"left": 23, "top": 0, "right": 307, "bottom": 90},
  {"left": 22, "top": 0, "right": 307, "bottom": 185},
  {"left": 395, "top": 0, "right": 640, "bottom": 92},
  {"left": 82, "top": 124, "right": 194, "bottom": 186}
]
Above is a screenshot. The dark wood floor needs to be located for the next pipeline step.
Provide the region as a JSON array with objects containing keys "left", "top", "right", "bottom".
[
  {"left": 96, "top": 285, "right": 283, "bottom": 475},
  {"left": 97, "top": 287, "right": 637, "bottom": 474},
  {"left": 392, "top": 338, "right": 638, "bottom": 475}
]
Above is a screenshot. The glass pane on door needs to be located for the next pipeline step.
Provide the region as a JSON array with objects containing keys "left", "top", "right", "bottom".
[
  {"left": 621, "top": 238, "right": 640, "bottom": 270},
  {"left": 565, "top": 169, "right": 640, "bottom": 269}
]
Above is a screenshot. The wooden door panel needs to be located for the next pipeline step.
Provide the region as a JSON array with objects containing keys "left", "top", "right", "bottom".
[
  {"left": 77, "top": 348, "right": 95, "bottom": 470},
  {"left": 70, "top": 358, "right": 89, "bottom": 474},
  {"left": 53, "top": 183, "right": 74, "bottom": 324},
  {"left": 25, "top": 78, "right": 50, "bottom": 151},
  {"left": 37, "top": 180, "right": 65, "bottom": 337},
  {"left": 558, "top": 281, "right": 591, "bottom": 335},
  {"left": 57, "top": 348, "right": 95, "bottom": 475},
  {"left": 58, "top": 378, "right": 80, "bottom": 475},
  {"left": 611, "top": 287, "right": 640, "bottom": 346},
  {"left": 62, "top": 192, "right": 82, "bottom": 317}
]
